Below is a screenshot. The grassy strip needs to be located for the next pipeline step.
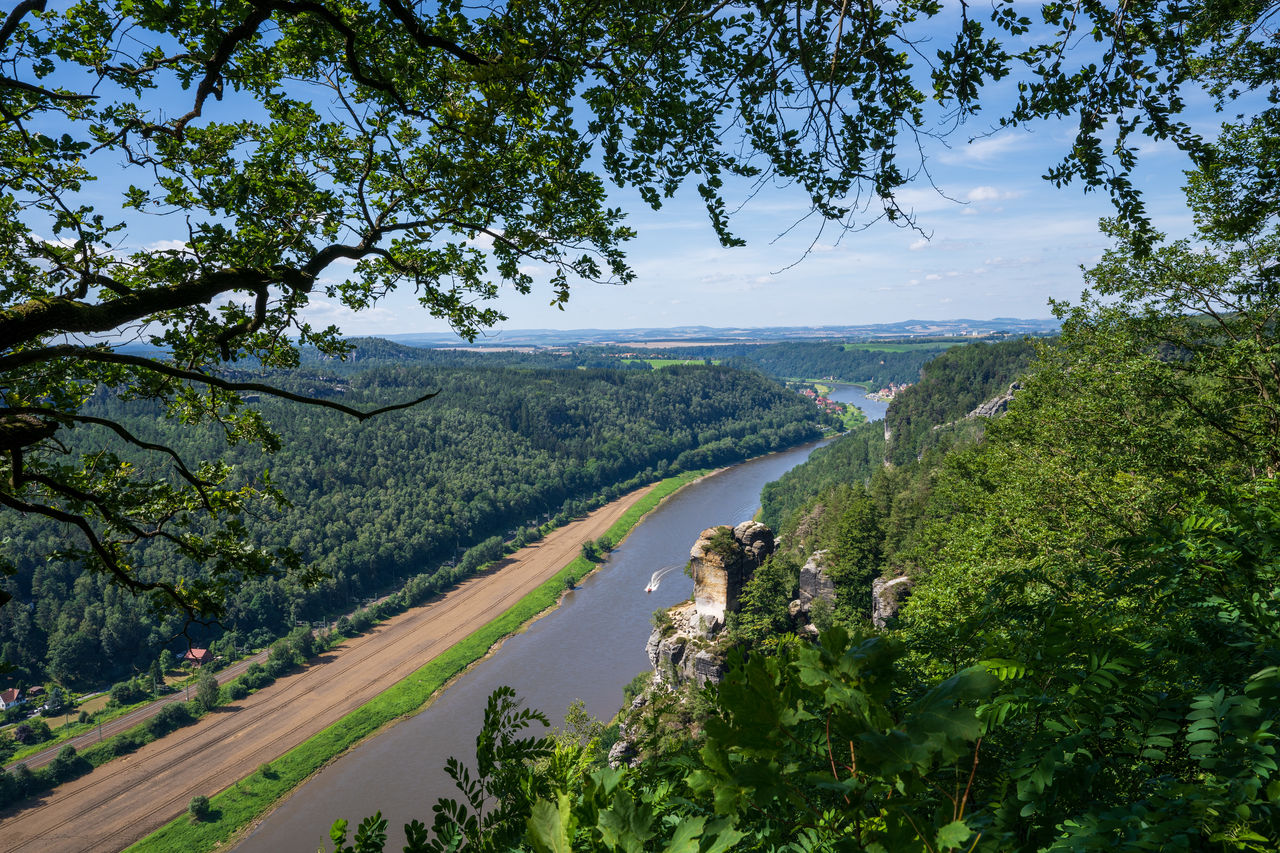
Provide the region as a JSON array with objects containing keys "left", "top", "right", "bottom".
[{"left": 126, "top": 471, "right": 703, "bottom": 853}]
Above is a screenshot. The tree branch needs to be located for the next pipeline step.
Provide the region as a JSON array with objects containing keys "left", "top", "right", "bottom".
[
  {"left": 0, "top": 489, "right": 202, "bottom": 621},
  {"left": 0, "top": 266, "right": 308, "bottom": 351},
  {"left": 1, "top": 345, "right": 438, "bottom": 420}
]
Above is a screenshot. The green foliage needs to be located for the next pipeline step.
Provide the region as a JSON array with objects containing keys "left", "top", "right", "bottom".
[
  {"left": 188, "top": 795, "right": 212, "bottom": 823},
  {"left": 883, "top": 338, "right": 1038, "bottom": 467},
  {"left": 331, "top": 685, "right": 552, "bottom": 853},
  {"left": 727, "top": 552, "right": 799, "bottom": 648},
  {"left": 647, "top": 340, "right": 946, "bottom": 388},
  {"left": 621, "top": 672, "right": 652, "bottom": 706},
  {"left": 194, "top": 669, "right": 220, "bottom": 713},
  {"left": 2, "top": 363, "right": 820, "bottom": 689}
]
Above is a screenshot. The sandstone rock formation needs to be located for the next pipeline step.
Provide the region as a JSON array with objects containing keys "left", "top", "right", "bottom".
[
  {"left": 871, "top": 575, "right": 912, "bottom": 628},
  {"left": 645, "top": 601, "right": 727, "bottom": 689},
  {"left": 796, "top": 550, "right": 835, "bottom": 608},
  {"left": 643, "top": 521, "right": 776, "bottom": 691},
  {"left": 788, "top": 550, "right": 836, "bottom": 635},
  {"left": 689, "top": 520, "right": 775, "bottom": 633},
  {"left": 968, "top": 381, "right": 1022, "bottom": 419}
]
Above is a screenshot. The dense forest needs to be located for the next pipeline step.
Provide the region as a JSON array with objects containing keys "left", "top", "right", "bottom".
[
  {"left": 0, "top": 364, "right": 825, "bottom": 689},
  {"left": 632, "top": 341, "right": 953, "bottom": 388},
  {"left": 331, "top": 161, "right": 1280, "bottom": 850},
  {"left": 304, "top": 337, "right": 951, "bottom": 389},
  {"left": 757, "top": 338, "right": 1035, "bottom": 532}
]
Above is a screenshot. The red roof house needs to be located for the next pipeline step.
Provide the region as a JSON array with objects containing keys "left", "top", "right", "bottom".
[{"left": 182, "top": 648, "right": 214, "bottom": 666}]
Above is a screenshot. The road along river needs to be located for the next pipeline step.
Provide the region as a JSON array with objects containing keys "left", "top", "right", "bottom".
[
  {"left": 234, "top": 436, "right": 839, "bottom": 852},
  {"left": 0, "top": 483, "right": 660, "bottom": 853}
]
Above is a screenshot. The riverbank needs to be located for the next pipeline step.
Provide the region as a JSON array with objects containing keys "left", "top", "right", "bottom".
[{"left": 116, "top": 471, "right": 702, "bottom": 853}]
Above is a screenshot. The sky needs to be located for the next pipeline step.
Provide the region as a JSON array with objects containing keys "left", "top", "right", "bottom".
[
  {"left": 33, "top": 5, "right": 1217, "bottom": 343},
  {"left": 305, "top": 120, "right": 1200, "bottom": 340}
]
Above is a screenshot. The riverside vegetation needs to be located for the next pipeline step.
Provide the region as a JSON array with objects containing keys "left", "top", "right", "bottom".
[
  {"left": 0, "top": 363, "right": 827, "bottom": 695},
  {"left": 327, "top": 144, "right": 1280, "bottom": 851}
]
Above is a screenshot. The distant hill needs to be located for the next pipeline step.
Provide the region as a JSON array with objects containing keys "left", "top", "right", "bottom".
[{"left": 380, "top": 318, "right": 1059, "bottom": 348}]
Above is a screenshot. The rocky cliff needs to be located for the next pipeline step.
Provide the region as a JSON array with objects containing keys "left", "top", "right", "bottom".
[
  {"left": 787, "top": 550, "right": 837, "bottom": 637},
  {"left": 688, "top": 520, "right": 774, "bottom": 632},
  {"left": 612, "top": 521, "right": 777, "bottom": 767},
  {"left": 647, "top": 521, "right": 776, "bottom": 687}
]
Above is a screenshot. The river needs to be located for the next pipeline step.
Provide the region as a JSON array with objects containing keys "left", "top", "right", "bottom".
[
  {"left": 824, "top": 381, "right": 889, "bottom": 422},
  {"left": 235, "top": 390, "right": 884, "bottom": 852}
]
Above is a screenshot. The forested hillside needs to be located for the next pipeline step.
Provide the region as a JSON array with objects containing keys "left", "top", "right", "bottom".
[
  {"left": 0, "top": 365, "right": 824, "bottom": 688},
  {"left": 335, "top": 154, "right": 1280, "bottom": 850},
  {"left": 309, "top": 338, "right": 955, "bottom": 389},
  {"left": 756, "top": 337, "right": 1035, "bottom": 534},
  {"left": 639, "top": 340, "right": 952, "bottom": 387},
  {"left": 881, "top": 338, "right": 1038, "bottom": 465}
]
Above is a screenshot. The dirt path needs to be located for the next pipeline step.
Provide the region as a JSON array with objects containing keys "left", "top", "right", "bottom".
[{"left": 0, "top": 483, "right": 657, "bottom": 853}]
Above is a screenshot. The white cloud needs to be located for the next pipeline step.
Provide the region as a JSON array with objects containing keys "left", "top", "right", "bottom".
[
  {"left": 940, "top": 132, "right": 1028, "bottom": 166},
  {"left": 965, "top": 186, "right": 1023, "bottom": 203},
  {"left": 909, "top": 238, "right": 929, "bottom": 251},
  {"left": 925, "top": 273, "right": 942, "bottom": 281},
  {"left": 146, "top": 239, "right": 189, "bottom": 252}
]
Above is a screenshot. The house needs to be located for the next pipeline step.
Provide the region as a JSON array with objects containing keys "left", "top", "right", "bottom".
[
  {"left": 182, "top": 648, "right": 214, "bottom": 667},
  {"left": 0, "top": 687, "right": 22, "bottom": 710}
]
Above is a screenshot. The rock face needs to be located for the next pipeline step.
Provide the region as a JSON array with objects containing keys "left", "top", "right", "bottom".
[
  {"left": 689, "top": 521, "right": 775, "bottom": 633},
  {"left": 969, "top": 381, "right": 1022, "bottom": 419},
  {"left": 796, "top": 550, "right": 835, "bottom": 607},
  {"left": 644, "top": 521, "right": 775, "bottom": 691},
  {"left": 789, "top": 550, "right": 836, "bottom": 634},
  {"left": 871, "top": 575, "right": 912, "bottom": 628},
  {"left": 645, "top": 601, "right": 725, "bottom": 688}
]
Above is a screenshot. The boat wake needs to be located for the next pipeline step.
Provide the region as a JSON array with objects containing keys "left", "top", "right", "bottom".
[{"left": 644, "top": 563, "right": 682, "bottom": 593}]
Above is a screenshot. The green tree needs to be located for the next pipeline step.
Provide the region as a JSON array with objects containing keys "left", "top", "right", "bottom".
[
  {"left": 187, "top": 794, "right": 212, "bottom": 823},
  {"left": 194, "top": 667, "right": 220, "bottom": 713},
  {"left": 3, "top": 0, "right": 1276, "bottom": 623}
]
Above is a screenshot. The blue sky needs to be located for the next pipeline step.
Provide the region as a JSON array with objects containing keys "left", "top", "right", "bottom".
[
  {"left": 305, "top": 118, "right": 1200, "bottom": 339},
  {"left": 37, "top": 5, "right": 1216, "bottom": 342}
]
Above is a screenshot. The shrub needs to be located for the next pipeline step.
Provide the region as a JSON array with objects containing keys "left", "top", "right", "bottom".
[
  {"left": 109, "top": 678, "right": 145, "bottom": 706},
  {"left": 108, "top": 731, "right": 144, "bottom": 757},
  {"left": 348, "top": 609, "right": 374, "bottom": 634},
  {"left": 242, "top": 662, "right": 270, "bottom": 690},
  {"left": 226, "top": 678, "right": 249, "bottom": 701},
  {"left": 287, "top": 627, "right": 316, "bottom": 660},
  {"left": 9, "top": 763, "right": 33, "bottom": 796},
  {"left": 263, "top": 656, "right": 290, "bottom": 679},
  {"left": 188, "top": 794, "right": 211, "bottom": 822},
  {"left": 0, "top": 769, "right": 21, "bottom": 809},
  {"left": 147, "top": 702, "right": 194, "bottom": 738},
  {"left": 194, "top": 669, "right": 220, "bottom": 712},
  {"left": 622, "top": 670, "right": 652, "bottom": 705},
  {"left": 49, "top": 745, "right": 89, "bottom": 783}
]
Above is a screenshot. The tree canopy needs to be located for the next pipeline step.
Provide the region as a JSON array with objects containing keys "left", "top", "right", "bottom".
[{"left": 2, "top": 0, "right": 1277, "bottom": 619}]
